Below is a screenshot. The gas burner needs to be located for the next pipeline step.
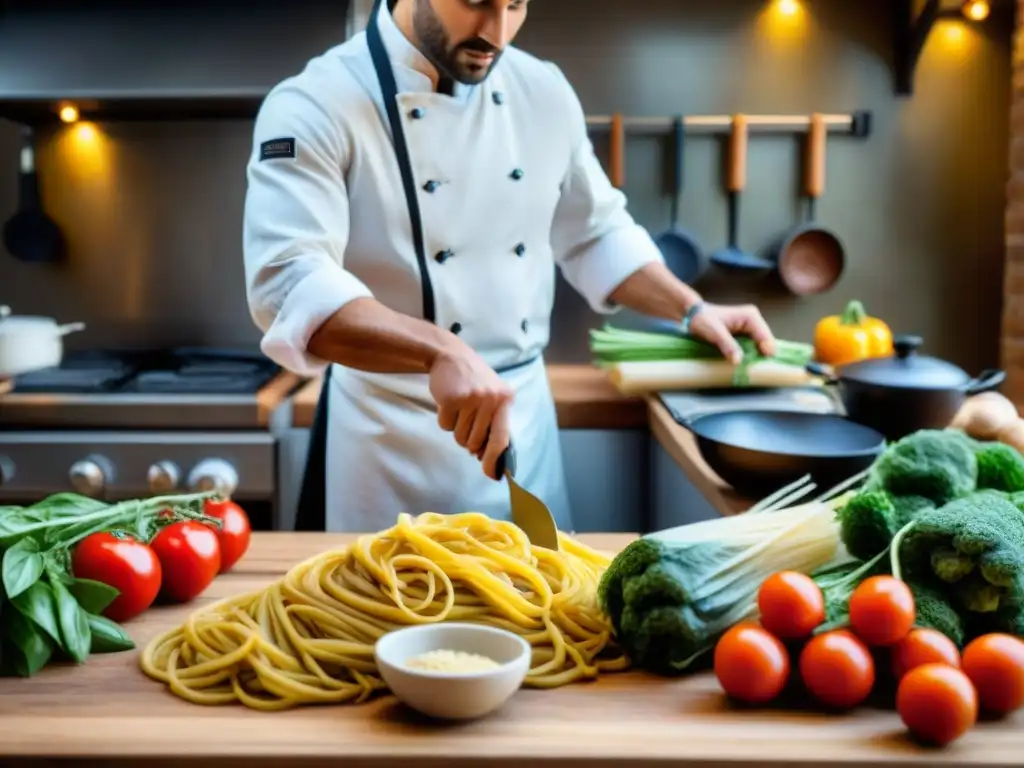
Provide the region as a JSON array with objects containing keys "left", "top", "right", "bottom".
[{"left": 10, "top": 347, "right": 280, "bottom": 396}]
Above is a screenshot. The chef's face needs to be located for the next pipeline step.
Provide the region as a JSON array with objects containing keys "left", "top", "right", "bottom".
[{"left": 414, "top": 0, "right": 528, "bottom": 84}]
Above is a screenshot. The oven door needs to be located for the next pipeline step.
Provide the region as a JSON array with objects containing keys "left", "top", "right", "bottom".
[{"left": 0, "top": 431, "right": 279, "bottom": 531}]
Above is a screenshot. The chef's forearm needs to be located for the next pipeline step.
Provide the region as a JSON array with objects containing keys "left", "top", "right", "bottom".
[
  {"left": 307, "top": 297, "right": 463, "bottom": 374},
  {"left": 606, "top": 262, "right": 702, "bottom": 321}
]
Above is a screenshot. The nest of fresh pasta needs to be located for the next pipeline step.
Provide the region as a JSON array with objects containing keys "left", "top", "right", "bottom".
[{"left": 140, "top": 512, "right": 629, "bottom": 710}]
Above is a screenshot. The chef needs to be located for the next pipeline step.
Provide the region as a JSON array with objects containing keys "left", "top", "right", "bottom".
[{"left": 242, "top": 0, "right": 777, "bottom": 533}]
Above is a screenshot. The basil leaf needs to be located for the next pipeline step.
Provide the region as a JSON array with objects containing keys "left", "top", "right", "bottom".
[
  {"left": 86, "top": 613, "right": 134, "bottom": 654},
  {"left": 67, "top": 578, "right": 119, "bottom": 615},
  {"left": 27, "top": 493, "right": 108, "bottom": 518},
  {"left": 5, "top": 605, "right": 53, "bottom": 676},
  {"left": 11, "top": 580, "right": 61, "bottom": 646},
  {"left": 51, "top": 580, "right": 90, "bottom": 663},
  {"left": 2, "top": 539, "right": 43, "bottom": 599}
]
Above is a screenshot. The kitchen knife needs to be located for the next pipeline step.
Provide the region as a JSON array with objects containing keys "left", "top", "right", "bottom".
[{"left": 495, "top": 440, "right": 560, "bottom": 551}]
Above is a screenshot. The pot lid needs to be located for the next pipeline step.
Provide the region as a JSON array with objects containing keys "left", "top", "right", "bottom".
[
  {"left": 0, "top": 306, "right": 59, "bottom": 334},
  {"left": 837, "top": 335, "right": 970, "bottom": 389}
]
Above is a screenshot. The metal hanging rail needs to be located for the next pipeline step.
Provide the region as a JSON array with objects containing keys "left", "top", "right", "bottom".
[{"left": 584, "top": 111, "right": 872, "bottom": 138}]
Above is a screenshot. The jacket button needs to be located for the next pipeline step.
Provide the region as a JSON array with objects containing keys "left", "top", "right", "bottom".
[
  {"left": 509, "top": 168, "right": 524, "bottom": 181},
  {"left": 450, "top": 322, "right": 462, "bottom": 335},
  {"left": 514, "top": 243, "right": 526, "bottom": 257},
  {"left": 521, "top": 319, "right": 529, "bottom": 333},
  {"left": 410, "top": 107, "right": 425, "bottom": 119},
  {"left": 434, "top": 249, "right": 452, "bottom": 264},
  {"left": 423, "top": 180, "right": 440, "bottom": 193},
  {"left": 492, "top": 92, "right": 505, "bottom": 105}
]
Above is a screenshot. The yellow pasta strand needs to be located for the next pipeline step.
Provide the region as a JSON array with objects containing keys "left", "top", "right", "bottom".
[{"left": 140, "top": 512, "right": 630, "bottom": 710}]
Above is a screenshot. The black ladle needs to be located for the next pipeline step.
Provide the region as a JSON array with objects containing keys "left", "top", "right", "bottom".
[
  {"left": 2, "top": 126, "right": 65, "bottom": 263},
  {"left": 654, "top": 115, "right": 705, "bottom": 284}
]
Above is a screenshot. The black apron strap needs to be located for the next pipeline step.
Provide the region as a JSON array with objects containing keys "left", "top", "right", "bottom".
[
  {"left": 293, "top": 0, "right": 436, "bottom": 531},
  {"left": 295, "top": 365, "right": 331, "bottom": 531}
]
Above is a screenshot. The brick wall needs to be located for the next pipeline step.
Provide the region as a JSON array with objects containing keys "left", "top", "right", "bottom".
[{"left": 1004, "top": 0, "right": 1024, "bottom": 403}]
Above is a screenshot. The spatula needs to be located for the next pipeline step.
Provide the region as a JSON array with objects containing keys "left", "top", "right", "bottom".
[{"left": 495, "top": 441, "right": 560, "bottom": 551}]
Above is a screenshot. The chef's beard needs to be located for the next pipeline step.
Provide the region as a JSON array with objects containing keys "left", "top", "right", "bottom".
[{"left": 413, "top": 0, "right": 504, "bottom": 85}]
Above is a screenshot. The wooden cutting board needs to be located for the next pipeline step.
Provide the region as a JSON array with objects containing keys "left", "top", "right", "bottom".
[{"left": 0, "top": 532, "right": 1020, "bottom": 767}]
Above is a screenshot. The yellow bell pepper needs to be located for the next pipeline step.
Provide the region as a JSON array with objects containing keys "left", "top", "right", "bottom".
[{"left": 813, "top": 300, "right": 893, "bottom": 368}]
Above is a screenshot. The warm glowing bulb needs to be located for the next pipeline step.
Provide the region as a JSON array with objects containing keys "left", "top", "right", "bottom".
[
  {"left": 962, "top": 0, "right": 990, "bottom": 21},
  {"left": 59, "top": 104, "right": 79, "bottom": 123},
  {"left": 777, "top": 0, "right": 800, "bottom": 15}
]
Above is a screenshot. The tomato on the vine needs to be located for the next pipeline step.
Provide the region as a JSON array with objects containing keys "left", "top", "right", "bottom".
[
  {"left": 714, "top": 622, "right": 791, "bottom": 705},
  {"left": 149, "top": 521, "right": 221, "bottom": 603},
  {"left": 71, "top": 531, "right": 162, "bottom": 622},
  {"left": 203, "top": 498, "right": 252, "bottom": 573},
  {"left": 757, "top": 571, "right": 825, "bottom": 639}
]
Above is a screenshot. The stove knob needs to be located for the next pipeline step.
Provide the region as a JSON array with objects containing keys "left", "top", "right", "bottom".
[
  {"left": 187, "top": 459, "right": 239, "bottom": 497},
  {"left": 0, "top": 456, "right": 14, "bottom": 486},
  {"left": 147, "top": 461, "right": 181, "bottom": 494},
  {"left": 69, "top": 458, "right": 110, "bottom": 497}
]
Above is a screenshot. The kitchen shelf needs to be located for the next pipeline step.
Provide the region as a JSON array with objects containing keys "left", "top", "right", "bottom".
[{"left": 0, "top": 89, "right": 269, "bottom": 124}]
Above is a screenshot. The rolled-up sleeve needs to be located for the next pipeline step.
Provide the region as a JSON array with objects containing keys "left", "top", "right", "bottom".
[
  {"left": 243, "top": 84, "right": 373, "bottom": 376},
  {"left": 547, "top": 64, "right": 664, "bottom": 315}
]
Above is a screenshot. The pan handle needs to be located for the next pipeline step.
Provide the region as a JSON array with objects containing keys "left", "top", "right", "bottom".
[
  {"left": 806, "top": 362, "right": 839, "bottom": 384},
  {"left": 609, "top": 113, "right": 626, "bottom": 189},
  {"left": 18, "top": 126, "right": 42, "bottom": 210},
  {"left": 725, "top": 114, "right": 748, "bottom": 195}
]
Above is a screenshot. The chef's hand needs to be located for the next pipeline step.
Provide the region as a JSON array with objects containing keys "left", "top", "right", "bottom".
[
  {"left": 687, "top": 302, "right": 776, "bottom": 365},
  {"left": 429, "top": 347, "right": 514, "bottom": 481}
]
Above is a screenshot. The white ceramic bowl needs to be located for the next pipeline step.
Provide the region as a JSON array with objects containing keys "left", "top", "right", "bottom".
[{"left": 374, "top": 623, "right": 531, "bottom": 720}]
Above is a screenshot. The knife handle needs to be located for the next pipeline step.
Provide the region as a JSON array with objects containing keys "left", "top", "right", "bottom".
[{"left": 495, "top": 440, "right": 517, "bottom": 479}]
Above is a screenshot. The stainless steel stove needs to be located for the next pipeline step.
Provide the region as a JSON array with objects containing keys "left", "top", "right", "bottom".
[{"left": 0, "top": 347, "right": 292, "bottom": 530}]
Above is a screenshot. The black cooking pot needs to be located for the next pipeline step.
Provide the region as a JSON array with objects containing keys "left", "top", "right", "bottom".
[{"left": 807, "top": 335, "right": 1006, "bottom": 442}]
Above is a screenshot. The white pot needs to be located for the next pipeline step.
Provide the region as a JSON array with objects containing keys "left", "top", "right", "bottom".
[{"left": 0, "top": 305, "right": 86, "bottom": 377}]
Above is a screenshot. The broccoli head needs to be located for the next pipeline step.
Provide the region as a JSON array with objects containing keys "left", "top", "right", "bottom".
[
  {"left": 891, "top": 494, "right": 935, "bottom": 525},
  {"left": 974, "top": 441, "right": 1024, "bottom": 493},
  {"left": 873, "top": 429, "right": 978, "bottom": 505},
  {"left": 836, "top": 490, "right": 936, "bottom": 562},
  {"left": 895, "top": 490, "right": 1024, "bottom": 618},
  {"left": 837, "top": 490, "right": 898, "bottom": 561}
]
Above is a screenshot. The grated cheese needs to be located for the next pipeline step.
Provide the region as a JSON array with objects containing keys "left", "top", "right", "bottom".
[{"left": 405, "top": 649, "right": 501, "bottom": 674}]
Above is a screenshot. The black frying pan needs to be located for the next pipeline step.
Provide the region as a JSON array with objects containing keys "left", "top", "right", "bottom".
[
  {"left": 2, "top": 126, "right": 65, "bottom": 263},
  {"left": 681, "top": 410, "right": 885, "bottom": 498}
]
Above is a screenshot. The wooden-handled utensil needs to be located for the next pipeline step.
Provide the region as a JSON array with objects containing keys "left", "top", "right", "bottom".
[
  {"left": 772, "top": 112, "right": 846, "bottom": 295},
  {"left": 709, "top": 114, "right": 773, "bottom": 271}
]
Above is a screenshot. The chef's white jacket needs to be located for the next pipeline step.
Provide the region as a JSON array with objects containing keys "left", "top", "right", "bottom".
[{"left": 243, "top": 0, "right": 665, "bottom": 532}]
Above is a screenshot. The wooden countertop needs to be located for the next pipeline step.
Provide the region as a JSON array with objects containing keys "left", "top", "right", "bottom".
[
  {"left": 0, "top": 532, "right": 1018, "bottom": 768},
  {"left": 291, "top": 363, "right": 649, "bottom": 430}
]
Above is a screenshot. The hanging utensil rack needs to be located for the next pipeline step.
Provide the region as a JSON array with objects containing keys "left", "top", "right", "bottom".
[{"left": 584, "top": 111, "right": 871, "bottom": 138}]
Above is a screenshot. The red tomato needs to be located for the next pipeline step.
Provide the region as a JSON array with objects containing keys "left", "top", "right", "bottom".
[
  {"left": 149, "top": 521, "right": 221, "bottom": 603},
  {"left": 897, "top": 663, "right": 978, "bottom": 746},
  {"left": 891, "top": 628, "right": 961, "bottom": 681},
  {"left": 714, "top": 623, "right": 791, "bottom": 705},
  {"left": 757, "top": 571, "right": 826, "bottom": 639},
  {"left": 799, "top": 630, "right": 875, "bottom": 709},
  {"left": 848, "top": 576, "right": 916, "bottom": 646},
  {"left": 203, "top": 499, "right": 252, "bottom": 573},
  {"left": 961, "top": 633, "right": 1024, "bottom": 715},
  {"left": 71, "top": 531, "right": 162, "bottom": 623}
]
